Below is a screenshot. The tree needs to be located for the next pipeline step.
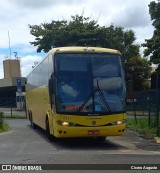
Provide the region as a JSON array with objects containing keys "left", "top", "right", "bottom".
[
  {"left": 125, "top": 56, "right": 151, "bottom": 91},
  {"left": 29, "top": 20, "right": 68, "bottom": 52},
  {"left": 143, "top": 0, "right": 160, "bottom": 69},
  {"left": 29, "top": 14, "right": 151, "bottom": 91},
  {"left": 29, "top": 14, "right": 139, "bottom": 58}
]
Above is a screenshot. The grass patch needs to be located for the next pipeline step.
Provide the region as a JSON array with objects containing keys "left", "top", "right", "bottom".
[
  {"left": 126, "top": 118, "right": 159, "bottom": 139},
  {"left": 4, "top": 115, "right": 27, "bottom": 119},
  {"left": 0, "top": 112, "right": 9, "bottom": 133},
  {"left": 0, "top": 121, "right": 9, "bottom": 133}
]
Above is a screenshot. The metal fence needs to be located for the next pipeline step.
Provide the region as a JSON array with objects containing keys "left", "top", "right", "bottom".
[
  {"left": 0, "top": 97, "right": 26, "bottom": 118},
  {"left": 1, "top": 94, "right": 160, "bottom": 135},
  {"left": 127, "top": 89, "right": 160, "bottom": 136},
  {"left": 0, "top": 97, "right": 16, "bottom": 108}
]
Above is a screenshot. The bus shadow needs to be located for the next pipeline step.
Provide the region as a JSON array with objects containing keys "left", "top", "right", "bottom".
[
  {"left": 51, "top": 138, "right": 126, "bottom": 151},
  {"left": 28, "top": 125, "right": 127, "bottom": 151}
]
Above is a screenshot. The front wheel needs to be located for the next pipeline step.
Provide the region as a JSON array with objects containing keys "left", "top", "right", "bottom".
[
  {"left": 46, "top": 117, "right": 58, "bottom": 142},
  {"left": 46, "top": 118, "right": 53, "bottom": 140}
]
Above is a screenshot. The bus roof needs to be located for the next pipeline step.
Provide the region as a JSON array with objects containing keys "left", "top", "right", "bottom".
[
  {"left": 48, "top": 46, "right": 121, "bottom": 55},
  {"left": 27, "top": 47, "right": 121, "bottom": 77}
]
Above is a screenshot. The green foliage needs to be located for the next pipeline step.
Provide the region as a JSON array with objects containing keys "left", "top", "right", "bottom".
[
  {"left": 127, "top": 118, "right": 158, "bottom": 139},
  {"left": 0, "top": 122, "right": 9, "bottom": 133},
  {"left": 0, "top": 112, "right": 4, "bottom": 128},
  {"left": 29, "top": 14, "right": 139, "bottom": 57},
  {"left": 125, "top": 56, "right": 151, "bottom": 91},
  {"left": 29, "top": 14, "right": 151, "bottom": 91},
  {"left": 143, "top": 1, "right": 160, "bottom": 64},
  {"left": 0, "top": 112, "right": 9, "bottom": 133},
  {"left": 4, "top": 114, "right": 27, "bottom": 119}
]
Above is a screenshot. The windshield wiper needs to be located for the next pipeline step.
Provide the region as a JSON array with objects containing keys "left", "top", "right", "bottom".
[
  {"left": 96, "top": 80, "right": 111, "bottom": 112},
  {"left": 78, "top": 80, "right": 111, "bottom": 112}
]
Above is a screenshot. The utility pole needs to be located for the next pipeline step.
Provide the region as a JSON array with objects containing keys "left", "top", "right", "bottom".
[{"left": 8, "top": 31, "right": 12, "bottom": 59}]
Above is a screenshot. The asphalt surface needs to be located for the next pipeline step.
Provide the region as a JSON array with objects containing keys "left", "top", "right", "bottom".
[
  {"left": 1, "top": 119, "right": 160, "bottom": 155},
  {"left": 111, "top": 127, "right": 160, "bottom": 152},
  {"left": 0, "top": 118, "right": 160, "bottom": 172}
]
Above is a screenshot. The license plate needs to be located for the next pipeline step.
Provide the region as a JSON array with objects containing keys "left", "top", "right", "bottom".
[{"left": 88, "top": 130, "right": 100, "bottom": 135}]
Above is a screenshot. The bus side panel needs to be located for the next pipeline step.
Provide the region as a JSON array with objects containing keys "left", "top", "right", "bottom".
[{"left": 26, "top": 86, "right": 51, "bottom": 130}]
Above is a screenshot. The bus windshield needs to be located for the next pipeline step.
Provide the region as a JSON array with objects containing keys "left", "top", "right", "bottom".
[{"left": 55, "top": 53, "right": 125, "bottom": 115}]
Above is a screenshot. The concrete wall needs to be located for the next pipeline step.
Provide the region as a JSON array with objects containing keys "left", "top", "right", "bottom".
[
  {"left": 3, "top": 59, "right": 21, "bottom": 78},
  {"left": 0, "top": 77, "right": 26, "bottom": 88},
  {"left": 0, "top": 78, "right": 13, "bottom": 87}
]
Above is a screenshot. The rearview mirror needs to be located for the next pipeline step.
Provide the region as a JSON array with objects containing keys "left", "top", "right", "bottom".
[{"left": 94, "top": 77, "right": 122, "bottom": 90}]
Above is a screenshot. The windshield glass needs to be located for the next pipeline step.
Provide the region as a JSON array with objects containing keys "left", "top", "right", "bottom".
[{"left": 55, "top": 53, "right": 126, "bottom": 115}]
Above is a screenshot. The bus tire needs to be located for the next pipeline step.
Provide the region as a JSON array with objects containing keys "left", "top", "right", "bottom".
[
  {"left": 96, "top": 136, "right": 106, "bottom": 142},
  {"left": 28, "top": 110, "right": 30, "bottom": 120},
  {"left": 46, "top": 117, "right": 53, "bottom": 141},
  {"left": 30, "top": 113, "right": 37, "bottom": 129},
  {"left": 46, "top": 117, "right": 58, "bottom": 142}
]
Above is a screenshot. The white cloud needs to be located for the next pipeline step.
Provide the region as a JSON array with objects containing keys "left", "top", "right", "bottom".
[
  {"left": 20, "top": 55, "right": 43, "bottom": 77},
  {"left": 0, "top": 0, "right": 155, "bottom": 78},
  {"left": 0, "top": 54, "right": 43, "bottom": 79},
  {"left": 0, "top": 0, "right": 154, "bottom": 47},
  {"left": 9, "top": 0, "right": 85, "bottom": 9}
]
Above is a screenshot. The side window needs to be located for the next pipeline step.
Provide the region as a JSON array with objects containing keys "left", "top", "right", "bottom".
[
  {"left": 37, "top": 56, "right": 49, "bottom": 86},
  {"left": 48, "top": 54, "right": 54, "bottom": 79}
]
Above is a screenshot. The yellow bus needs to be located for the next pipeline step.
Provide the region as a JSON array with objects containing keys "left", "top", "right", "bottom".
[{"left": 26, "top": 46, "right": 126, "bottom": 141}]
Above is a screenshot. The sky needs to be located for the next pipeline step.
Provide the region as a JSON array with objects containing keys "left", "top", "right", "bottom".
[{"left": 0, "top": 0, "right": 156, "bottom": 79}]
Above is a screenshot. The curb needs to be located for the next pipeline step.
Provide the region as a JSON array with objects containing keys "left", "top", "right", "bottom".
[{"left": 154, "top": 137, "right": 160, "bottom": 144}]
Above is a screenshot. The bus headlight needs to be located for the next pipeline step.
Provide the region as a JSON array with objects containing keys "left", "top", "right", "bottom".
[
  {"left": 62, "top": 122, "right": 69, "bottom": 126},
  {"left": 56, "top": 120, "right": 75, "bottom": 126},
  {"left": 111, "top": 119, "right": 125, "bottom": 125}
]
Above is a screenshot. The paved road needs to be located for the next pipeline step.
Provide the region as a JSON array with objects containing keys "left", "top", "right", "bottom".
[{"left": 0, "top": 119, "right": 160, "bottom": 172}]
